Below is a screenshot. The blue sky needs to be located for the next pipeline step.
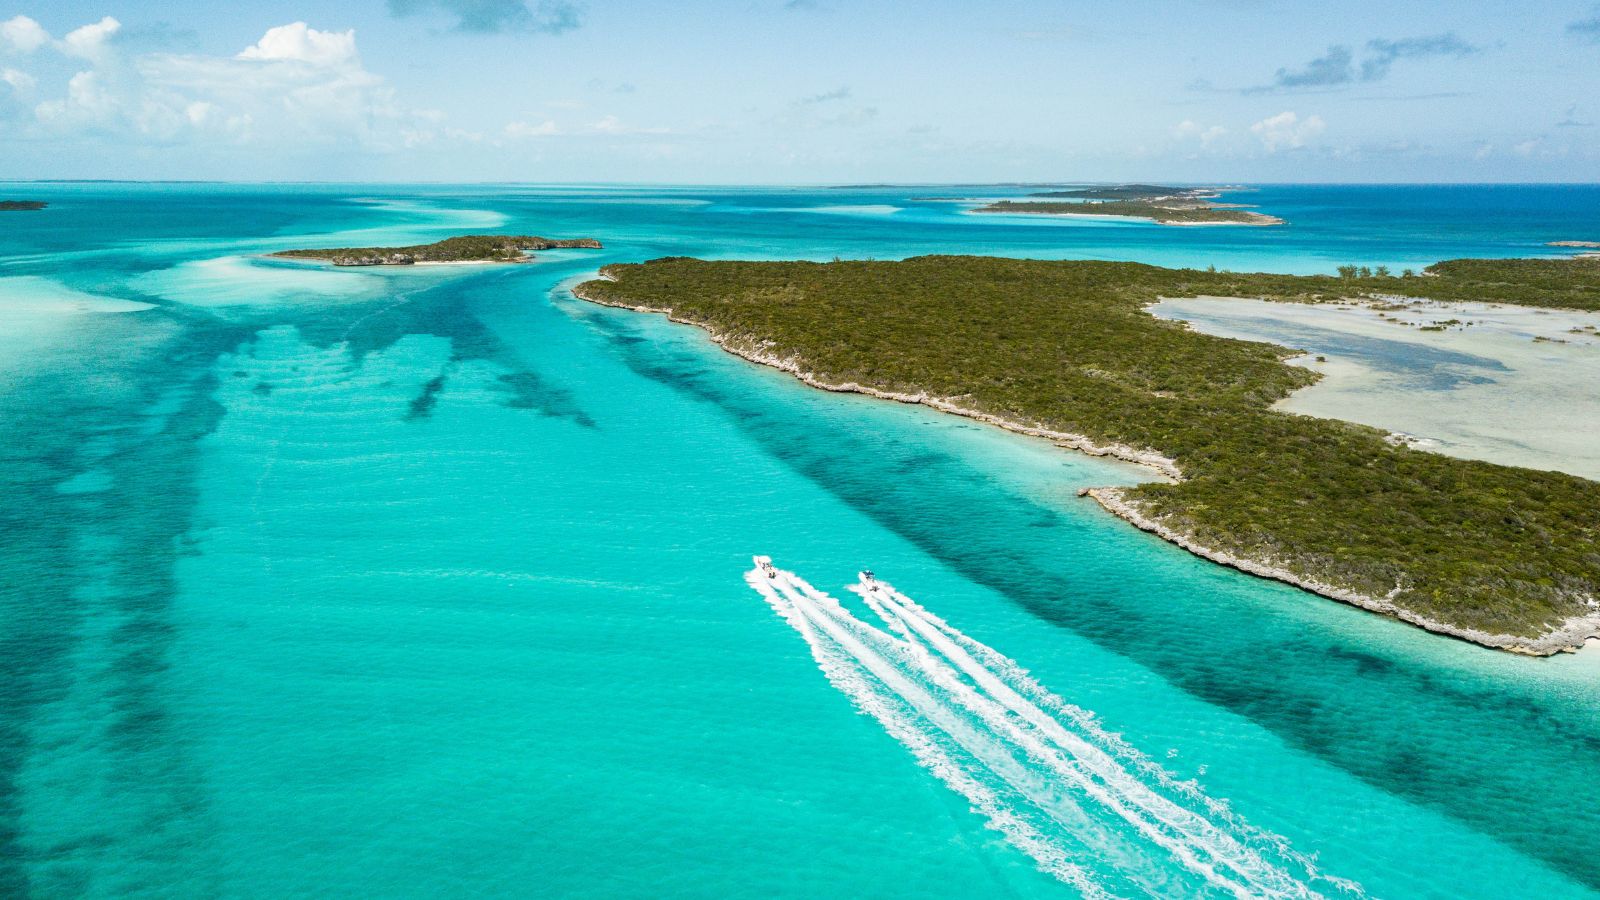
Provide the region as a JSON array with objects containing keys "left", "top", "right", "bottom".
[{"left": 1, "top": 0, "right": 1597, "bottom": 182}]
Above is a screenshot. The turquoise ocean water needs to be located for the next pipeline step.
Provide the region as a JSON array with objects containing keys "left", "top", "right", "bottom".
[{"left": 3, "top": 183, "right": 1600, "bottom": 898}]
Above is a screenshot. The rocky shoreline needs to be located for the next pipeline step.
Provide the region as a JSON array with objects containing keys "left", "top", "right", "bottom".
[
  {"left": 1087, "top": 487, "right": 1600, "bottom": 656},
  {"left": 571, "top": 277, "right": 1182, "bottom": 479},
  {"left": 573, "top": 273, "right": 1599, "bottom": 656}
]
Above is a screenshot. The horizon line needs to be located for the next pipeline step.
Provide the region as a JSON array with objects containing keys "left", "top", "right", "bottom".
[{"left": 5, "top": 179, "right": 1600, "bottom": 188}]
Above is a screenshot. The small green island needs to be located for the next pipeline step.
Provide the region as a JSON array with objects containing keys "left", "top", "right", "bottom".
[
  {"left": 0, "top": 200, "right": 48, "bottom": 211},
  {"left": 273, "top": 234, "right": 602, "bottom": 267},
  {"left": 977, "top": 196, "right": 1282, "bottom": 226},
  {"left": 575, "top": 254, "right": 1600, "bottom": 654},
  {"left": 972, "top": 184, "right": 1279, "bottom": 226}
]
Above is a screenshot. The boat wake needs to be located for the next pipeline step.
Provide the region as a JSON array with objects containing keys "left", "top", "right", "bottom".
[{"left": 746, "top": 558, "right": 1363, "bottom": 899}]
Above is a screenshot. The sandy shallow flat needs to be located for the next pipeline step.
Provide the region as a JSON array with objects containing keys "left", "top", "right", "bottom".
[
  {"left": 0, "top": 276, "right": 154, "bottom": 371},
  {"left": 1150, "top": 295, "right": 1600, "bottom": 481}
]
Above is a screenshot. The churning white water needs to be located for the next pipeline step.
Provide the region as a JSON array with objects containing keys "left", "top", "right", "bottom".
[{"left": 746, "top": 561, "right": 1364, "bottom": 899}]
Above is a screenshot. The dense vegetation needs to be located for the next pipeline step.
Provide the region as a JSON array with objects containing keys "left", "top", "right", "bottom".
[
  {"left": 275, "top": 234, "right": 601, "bottom": 266},
  {"left": 579, "top": 255, "right": 1600, "bottom": 644},
  {"left": 976, "top": 200, "right": 1278, "bottom": 226},
  {"left": 0, "top": 200, "right": 47, "bottom": 211},
  {"left": 1198, "top": 256, "right": 1600, "bottom": 311}
]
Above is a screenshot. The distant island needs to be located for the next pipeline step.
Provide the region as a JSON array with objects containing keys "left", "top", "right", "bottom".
[
  {"left": 273, "top": 234, "right": 602, "bottom": 267},
  {"left": 977, "top": 191, "right": 1282, "bottom": 226},
  {"left": 575, "top": 254, "right": 1600, "bottom": 654},
  {"left": 1027, "top": 184, "right": 1220, "bottom": 202},
  {"left": 0, "top": 200, "right": 47, "bottom": 211},
  {"left": 978, "top": 200, "right": 1281, "bottom": 226}
]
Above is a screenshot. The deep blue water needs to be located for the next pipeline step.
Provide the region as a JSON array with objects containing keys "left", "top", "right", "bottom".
[{"left": 1, "top": 183, "right": 1598, "bottom": 898}]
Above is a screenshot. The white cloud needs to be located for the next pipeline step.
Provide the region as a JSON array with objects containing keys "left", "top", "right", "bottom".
[
  {"left": 501, "top": 114, "right": 673, "bottom": 139},
  {"left": 1250, "top": 110, "right": 1325, "bottom": 152},
  {"left": 2, "top": 67, "right": 34, "bottom": 92},
  {"left": 1173, "top": 119, "right": 1227, "bottom": 146},
  {"left": 35, "top": 70, "right": 117, "bottom": 125},
  {"left": 11, "top": 20, "right": 421, "bottom": 150},
  {"left": 0, "top": 15, "right": 48, "bottom": 54},
  {"left": 137, "top": 50, "right": 397, "bottom": 142},
  {"left": 60, "top": 16, "right": 121, "bottom": 63},
  {"left": 184, "top": 100, "right": 215, "bottom": 125},
  {"left": 237, "top": 22, "right": 359, "bottom": 68},
  {"left": 505, "top": 119, "right": 561, "bottom": 137},
  {"left": 586, "top": 114, "right": 672, "bottom": 135},
  {"left": 402, "top": 124, "right": 482, "bottom": 147}
]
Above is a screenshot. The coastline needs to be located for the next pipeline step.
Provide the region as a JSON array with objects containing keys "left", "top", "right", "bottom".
[
  {"left": 1087, "top": 487, "right": 1600, "bottom": 656},
  {"left": 269, "top": 235, "right": 602, "bottom": 268},
  {"left": 969, "top": 208, "right": 1284, "bottom": 227},
  {"left": 262, "top": 254, "right": 534, "bottom": 268},
  {"left": 414, "top": 257, "right": 533, "bottom": 266},
  {"left": 573, "top": 275, "right": 1598, "bottom": 656},
  {"left": 571, "top": 277, "right": 1182, "bottom": 480}
]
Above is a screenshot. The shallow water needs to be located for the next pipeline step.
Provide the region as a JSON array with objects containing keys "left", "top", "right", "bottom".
[
  {"left": 1151, "top": 296, "right": 1600, "bottom": 479},
  {"left": 2, "top": 183, "right": 1600, "bottom": 898}
]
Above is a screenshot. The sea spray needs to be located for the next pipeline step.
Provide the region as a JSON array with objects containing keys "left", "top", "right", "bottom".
[{"left": 747, "top": 561, "right": 1364, "bottom": 899}]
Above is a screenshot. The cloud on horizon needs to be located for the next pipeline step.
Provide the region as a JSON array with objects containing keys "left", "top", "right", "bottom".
[
  {"left": 1272, "top": 45, "right": 1355, "bottom": 88},
  {"left": 1569, "top": 8, "right": 1600, "bottom": 42},
  {"left": 4, "top": 16, "right": 423, "bottom": 151},
  {"left": 1173, "top": 119, "right": 1227, "bottom": 147},
  {"left": 1256, "top": 33, "right": 1480, "bottom": 92},
  {"left": 774, "top": 85, "right": 876, "bottom": 129},
  {"left": 502, "top": 114, "right": 670, "bottom": 138},
  {"left": 386, "top": 0, "right": 583, "bottom": 35},
  {"left": 1361, "top": 33, "right": 1480, "bottom": 80},
  {"left": 797, "top": 86, "right": 850, "bottom": 105},
  {"left": 1251, "top": 110, "right": 1326, "bottom": 151},
  {"left": 1557, "top": 103, "right": 1592, "bottom": 127}
]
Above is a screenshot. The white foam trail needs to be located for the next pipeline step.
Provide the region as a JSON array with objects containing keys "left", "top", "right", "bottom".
[
  {"left": 747, "top": 562, "right": 1364, "bottom": 899},
  {"left": 793, "top": 579, "right": 1170, "bottom": 867},
  {"left": 868, "top": 582, "right": 1366, "bottom": 898},
  {"left": 746, "top": 569, "right": 1109, "bottom": 896},
  {"left": 861, "top": 585, "right": 1307, "bottom": 898},
  {"left": 769, "top": 574, "right": 1155, "bottom": 895}
]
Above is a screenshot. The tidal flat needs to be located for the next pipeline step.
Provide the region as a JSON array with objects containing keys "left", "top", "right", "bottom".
[{"left": 1151, "top": 295, "right": 1600, "bottom": 480}]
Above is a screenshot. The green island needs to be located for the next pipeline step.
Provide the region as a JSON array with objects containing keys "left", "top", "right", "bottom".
[
  {"left": 273, "top": 234, "right": 602, "bottom": 267},
  {"left": 575, "top": 255, "right": 1600, "bottom": 653},
  {"left": 976, "top": 199, "right": 1282, "bottom": 226},
  {"left": 0, "top": 200, "right": 48, "bottom": 211}
]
